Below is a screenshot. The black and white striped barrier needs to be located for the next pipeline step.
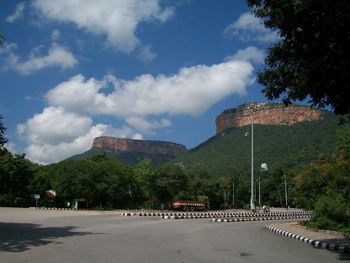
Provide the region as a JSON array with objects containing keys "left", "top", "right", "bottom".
[
  {"left": 123, "top": 211, "right": 312, "bottom": 218},
  {"left": 162, "top": 214, "right": 312, "bottom": 220},
  {"left": 265, "top": 225, "right": 350, "bottom": 254},
  {"left": 210, "top": 215, "right": 311, "bottom": 222}
]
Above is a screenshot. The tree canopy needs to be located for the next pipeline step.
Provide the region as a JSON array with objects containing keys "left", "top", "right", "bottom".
[
  {"left": 0, "top": 33, "right": 4, "bottom": 45},
  {"left": 0, "top": 115, "right": 7, "bottom": 148},
  {"left": 247, "top": 0, "right": 350, "bottom": 114}
]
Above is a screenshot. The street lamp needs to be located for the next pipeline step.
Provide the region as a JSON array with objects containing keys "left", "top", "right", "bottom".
[
  {"left": 260, "top": 163, "right": 268, "bottom": 208},
  {"left": 245, "top": 107, "right": 255, "bottom": 211}
]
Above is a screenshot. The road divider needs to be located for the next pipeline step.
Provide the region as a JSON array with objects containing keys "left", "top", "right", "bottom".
[{"left": 265, "top": 225, "right": 350, "bottom": 254}]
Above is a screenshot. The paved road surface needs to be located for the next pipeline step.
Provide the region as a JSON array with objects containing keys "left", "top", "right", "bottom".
[{"left": 0, "top": 208, "right": 347, "bottom": 263}]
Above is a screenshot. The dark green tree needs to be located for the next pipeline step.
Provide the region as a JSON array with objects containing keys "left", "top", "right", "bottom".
[
  {"left": 0, "top": 33, "right": 4, "bottom": 45},
  {"left": 0, "top": 115, "right": 7, "bottom": 148},
  {"left": 247, "top": 0, "right": 350, "bottom": 114},
  {"left": 0, "top": 150, "right": 34, "bottom": 206},
  {"left": 151, "top": 164, "right": 188, "bottom": 209}
]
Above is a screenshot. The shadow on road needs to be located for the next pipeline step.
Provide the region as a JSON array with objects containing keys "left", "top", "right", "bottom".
[{"left": 0, "top": 222, "right": 96, "bottom": 252}]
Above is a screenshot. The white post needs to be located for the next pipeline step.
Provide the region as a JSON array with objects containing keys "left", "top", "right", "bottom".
[{"left": 250, "top": 110, "right": 255, "bottom": 211}]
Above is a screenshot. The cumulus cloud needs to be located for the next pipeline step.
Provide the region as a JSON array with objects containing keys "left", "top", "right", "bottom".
[
  {"left": 32, "top": 0, "right": 174, "bottom": 53},
  {"left": 21, "top": 47, "right": 259, "bottom": 163},
  {"left": 6, "top": 2, "right": 26, "bottom": 23},
  {"left": 46, "top": 53, "right": 254, "bottom": 118},
  {"left": 51, "top": 30, "right": 61, "bottom": 41},
  {"left": 18, "top": 106, "right": 140, "bottom": 164},
  {"left": 126, "top": 116, "right": 171, "bottom": 134},
  {"left": 224, "top": 12, "right": 279, "bottom": 43},
  {"left": 225, "top": 46, "right": 265, "bottom": 65},
  {"left": 2, "top": 43, "right": 78, "bottom": 75},
  {"left": 138, "top": 45, "right": 157, "bottom": 63},
  {"left": 17, "top": 106, "right": 92, "bottom": 145},
  {"left": 5, "top": 142, "right": 17, "bottom": 154}
]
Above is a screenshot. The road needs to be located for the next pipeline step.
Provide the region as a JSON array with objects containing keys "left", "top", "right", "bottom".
[{"left": 0, "top": 208, "right": 347, "bottom": 263}]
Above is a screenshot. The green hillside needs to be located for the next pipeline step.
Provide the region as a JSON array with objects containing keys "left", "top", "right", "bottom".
[
  {"left": 67, "top": 148, "right": 178, "bottom": 165},
  {"left": 173, "top": 110, "right": 348, "bottom": 177}
]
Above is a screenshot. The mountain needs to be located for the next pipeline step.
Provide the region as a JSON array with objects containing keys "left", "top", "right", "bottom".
[
  {"left": 173, "top": 107, "right": 348, "bottom": 177},
  {"left": 68, "top": 102, "right": 348, "bottom": 176},
  {"left": 68, "top": 137, "right": 187, "bottom": 165}
]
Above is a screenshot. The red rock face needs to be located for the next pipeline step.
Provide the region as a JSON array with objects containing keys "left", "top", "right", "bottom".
[
  {"left": 92, "top": 137, "right": 187, "bottom": 156},
  {"left": 215, "top": 103, "right": 322, "bottom": 134}
]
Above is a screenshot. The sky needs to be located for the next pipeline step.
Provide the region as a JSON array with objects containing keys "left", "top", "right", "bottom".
[{"left": 0, "top": 0, "right": 279, "bottom": 164}]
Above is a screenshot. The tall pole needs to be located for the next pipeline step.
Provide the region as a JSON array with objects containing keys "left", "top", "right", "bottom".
[
  {"left": 250, "top": 110, "right": 255, "bottom": 210},
  {"left": 284, "top": 174, "right": 288, "bottom": 208}
]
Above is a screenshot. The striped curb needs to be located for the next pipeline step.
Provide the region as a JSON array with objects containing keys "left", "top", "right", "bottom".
[
  {"left": 210, "top": 215, "right": 311, "bottom": 222},
  {"left": 123, "top": 211, "right": 312, "bottom": 218},
  {"left": 265, "top": 225, "right": 350, "bottom": 254}
]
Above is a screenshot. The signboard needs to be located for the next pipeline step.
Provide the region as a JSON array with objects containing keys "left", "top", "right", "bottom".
[{"left": 34, "top": 194, "right": 40, "bottom": 200}]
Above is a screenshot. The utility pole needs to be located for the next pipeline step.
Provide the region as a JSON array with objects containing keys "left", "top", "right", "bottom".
[{"left": 250, "top": 110, "right": 255, "bottom": 210}]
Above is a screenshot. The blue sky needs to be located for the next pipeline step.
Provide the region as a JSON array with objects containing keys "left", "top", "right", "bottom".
[{"left": 0, "top": 0, "right": 278, "bottom": 164}]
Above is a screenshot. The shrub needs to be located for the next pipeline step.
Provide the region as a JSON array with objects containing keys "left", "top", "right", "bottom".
[{"left": 309, "top": 193, "right": 349, "bottom": 231}]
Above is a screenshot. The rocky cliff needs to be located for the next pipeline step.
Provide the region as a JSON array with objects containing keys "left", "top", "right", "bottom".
[
  {"left": 92, "top": 137, "right": 187, "bottom": 157},
  {"left": 215, "top": 102, "right": 322, "bottom": 134}
]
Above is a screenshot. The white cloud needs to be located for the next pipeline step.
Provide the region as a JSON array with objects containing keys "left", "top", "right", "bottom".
[
  {"left": 32, "top": 0, "right": 174, "bottom": 53},
  {"left": 132, "top": 133, "right": 143, "bottom": 140},
  {"left": 2, "top": 43, "right": 78, "bottom": 75},
  {"left": 46, "top": 50, "right": 254, "bottom": 118},
  {"left": 51, "top": 30, "right": 61, "bottom": 41},
  {"left": 225, "top": 46, "right": 265, "bottom": 65},
  {"left": 20, "top": 48, "right": 259, "bottom": 163},
  {"left": 18, "top": 106, "right": 140, "bottom": 164},
  {"left": 224, "top": 12, "right": 279, "bottom": 43},
  {"left": 5, "top": 142, "right": 17, "bottom": 154},
  {"left": 18, "top": 106, "right": 92, "bottom": 145},
  {"left": 126, "top": 116, "right": 171, "bottom": 134},
  {"left": 6, "top": 2, "right": 26, "bottom": 23},
  {"left": 138, "top": 45, "right": 158, "bottom": 63}
]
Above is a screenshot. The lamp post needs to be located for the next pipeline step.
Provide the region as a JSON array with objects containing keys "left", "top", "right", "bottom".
[
  {"left": 260, "top": 163, "right": 268, "bottom": 209},
  {"left": 250, "top": 109, "right": 255, "bottom": 210},
  {"left": 245, "top": 104, "right": 256, "bottom": 211}
]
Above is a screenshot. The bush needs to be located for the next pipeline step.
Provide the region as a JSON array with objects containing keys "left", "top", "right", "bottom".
[{"left": 308, "top": 193, "right": 349, "bottom": 232}]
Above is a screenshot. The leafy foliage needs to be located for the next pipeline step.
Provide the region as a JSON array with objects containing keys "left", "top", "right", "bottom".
[
  {"left": 247, "top": 0, "right": 350, "bottom": 113},
  {"left": 308, "top": 193, "right": 350, "bottom": 233},
  {"left": 0, "top": 115, "right": 7, "bottom": 148},
  {"left": 0, "top": 33, "right": 4, "bottom": 45},
  {"left": 293, "top": 127, "right": 350, "bottom": 232},
  {"left": 68, "top": 147, "right": 180, "bottom": 165},
  {"left": 0, "top": 149, "right": 34, "bottom": 206}
]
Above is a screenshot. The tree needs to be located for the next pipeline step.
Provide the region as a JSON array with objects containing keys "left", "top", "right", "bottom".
[
  {"left": 247, "top": 0, "right": 350, "bottom": 114},
  {"left": 336, "top": 127, "right": 350, "bottom": 157},
  {"left": 0, "top": 33, "right": 4, "bottom": 45},
  {"left": 0, "top": 115, "right": 7, "bottom": 148},
  {"left": 0, "top": 150, "right": 34, "bottom": 206}
]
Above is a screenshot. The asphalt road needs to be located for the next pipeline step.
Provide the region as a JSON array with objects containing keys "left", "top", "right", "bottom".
[{"left": 0, "top": 208, "right": 347, "bottom": 263}]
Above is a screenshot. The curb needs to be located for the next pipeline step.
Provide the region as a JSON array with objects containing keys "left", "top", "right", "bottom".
[
  {"left": 30, "top": 207, "right": 171, "bottom": 212},
  {"left": 122, "top": 211, "right": 312, "bottom": 218},
  {"left": 210, "top": 215, "right": 311, "bottom": 223},
  {"left": 265, "top": 225, "right": 350, "bottom": 254}
]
